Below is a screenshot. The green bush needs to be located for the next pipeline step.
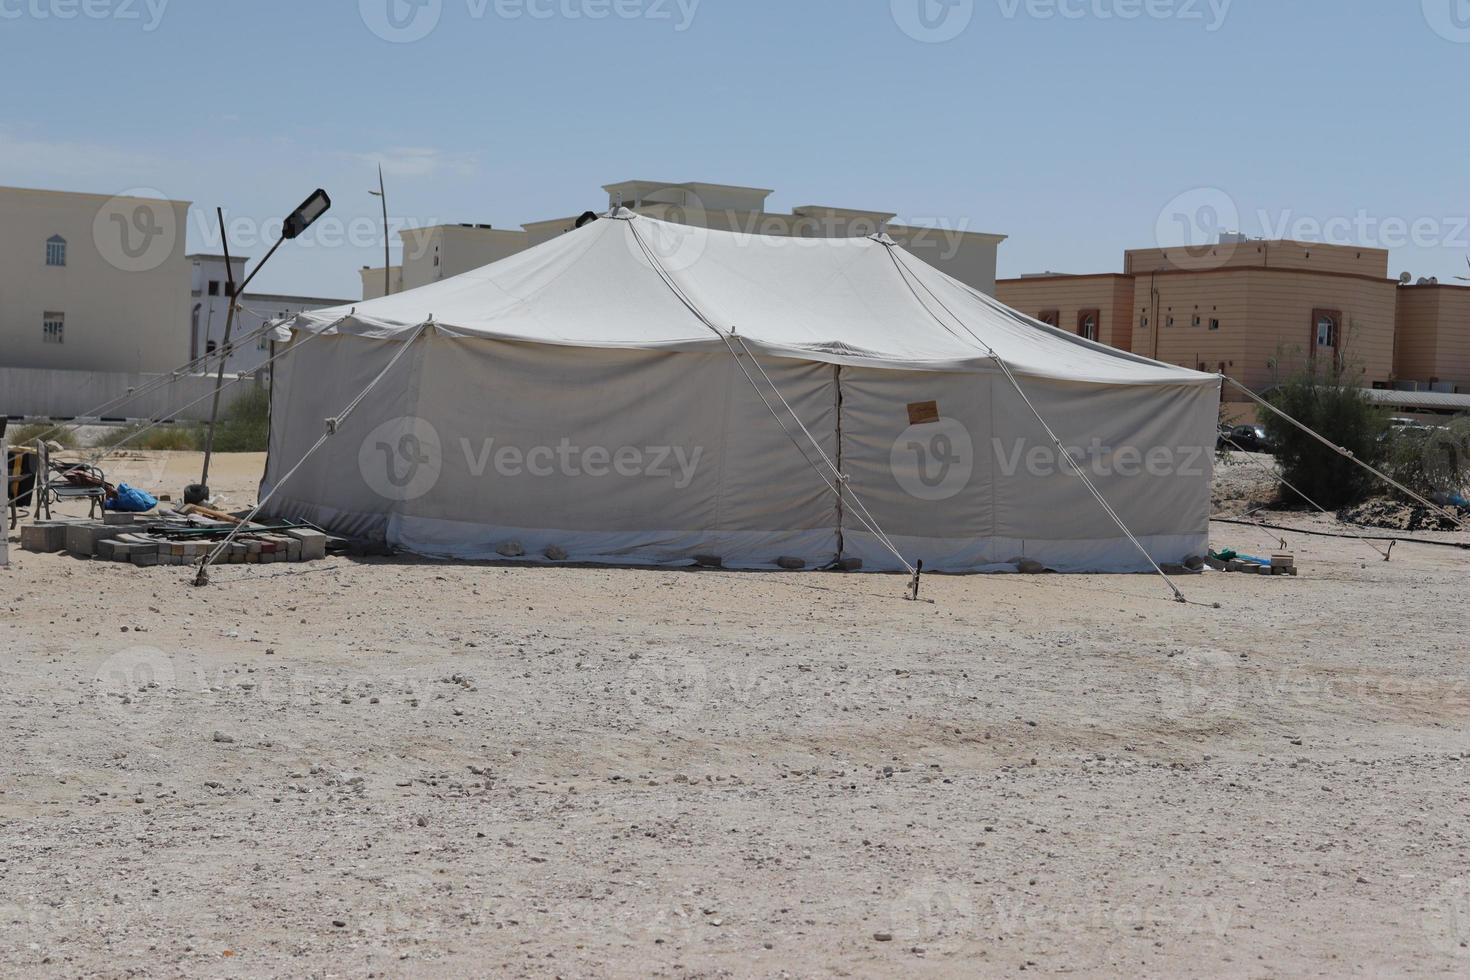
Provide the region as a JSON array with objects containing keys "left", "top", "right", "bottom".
[
  {"left": 1262, "top": 363, "right": 1388, "bottom": 510},
  {"left": 210, "top": 385, "right": 271, "bottom": 453},
  {"left": 5, "top": 423, "right": 79, "bottom": 449},
  {"left": 1383, "top": 417, "right": 1470, "bottom": 501},
  {"left": 94, "top": 423, "right": 204, "bottom": 452}
]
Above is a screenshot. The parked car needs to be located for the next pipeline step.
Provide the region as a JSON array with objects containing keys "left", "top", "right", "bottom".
[{"left": 1219, "top": 424, "right": 1274, "bottom": 454}]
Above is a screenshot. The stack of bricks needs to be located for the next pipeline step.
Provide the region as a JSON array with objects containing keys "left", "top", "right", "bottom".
[{"left": 19, "top": 513, "right": 330, "bottom": 569}]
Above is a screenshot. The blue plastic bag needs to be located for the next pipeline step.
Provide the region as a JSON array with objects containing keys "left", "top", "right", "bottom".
[{"left": 106, "top": 483, "right": 159, "bottom": 513}]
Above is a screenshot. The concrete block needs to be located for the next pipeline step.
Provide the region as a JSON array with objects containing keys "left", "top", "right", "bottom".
[
  {"left": 284, "top": 528, "right": 328, "bottom": 561},
  {"left": 117, "top": 538, "right": 159, "bottom": 559},
  {"left": 261, "top": 534, "right": 299, "bottom": 562},
  {"left": 103, "top": 513, "right": 138, "bottom": 526},
  {"left": 65, "top": 523, "right": 112, "bottom": 558},
  {"left": 130, "top": 552, "right": 159, "bottom": 568},
  {"left": 20, "top": 523, "right": 68, "bottom": 553}
]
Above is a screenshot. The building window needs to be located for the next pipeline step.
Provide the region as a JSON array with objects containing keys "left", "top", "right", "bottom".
[
  {"left": 1209, "top": 318, "right": 1221, "bottom": 331},
  {"left": 208, "top": 280, "right": 220, "bottom": 296},
  {"left": 1192, "top": 315, "right": 1202, "bottom": 327},
  {"left": 1312, "top": 309, "right": 1340, "bottom": 351},
  {"left": 43, "top": 312, "right": 65, "bottom": 343},
  {"left": 1140, "top": 315, "right": 1150, "bottom": 331},
  {"left": 1037, "top": 310, "right": 1060, "bottom": 328},
  {"left": 1077, "top": 309, "right": 1100, "bottom": 342},
  {"left": 1167, "top": 315, "right": 1176, "bottom": 328},
  {"left": 1311, "top": 308, "right": 1342, "bottom": 369},
  {"left": 46, "top": 235, "right": 67, "bottom": 267}
]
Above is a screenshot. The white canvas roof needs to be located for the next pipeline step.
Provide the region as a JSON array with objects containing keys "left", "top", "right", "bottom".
[{"left": 279, "top": 210, "right": 1212, "bottom": 385}]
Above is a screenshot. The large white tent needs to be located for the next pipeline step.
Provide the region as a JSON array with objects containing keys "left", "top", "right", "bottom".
[{"left": 262, "top": 210, "right": 1220, "bottom": 574}]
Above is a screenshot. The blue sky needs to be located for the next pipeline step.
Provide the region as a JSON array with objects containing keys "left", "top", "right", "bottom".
[{"left": 2, "top": 0, "right": 1467, "bottom": 297}]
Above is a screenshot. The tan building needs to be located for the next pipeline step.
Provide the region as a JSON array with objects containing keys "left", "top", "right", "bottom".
[
  {"left": 999, "top": 240, "right": 1414, "bottom": 417},
  {"left": 989, "top": 273, "right": 1136, "bottom": 351},
  {"left": 0, "top": 185, "right": 192, "bottom": 373},
  {"left": 359, "top": 264, "right": 402, "bottom": 302},
  {"left": 362, "top": 179, "right": 1007, "bottom": 301},
  {"left": 1394, "top": 283, "right": 1470, "bottom": 393}
]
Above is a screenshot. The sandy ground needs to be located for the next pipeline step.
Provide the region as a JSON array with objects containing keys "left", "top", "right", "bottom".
[{"left": 3, "top": 451, "right": 1469, "bottom": 978}]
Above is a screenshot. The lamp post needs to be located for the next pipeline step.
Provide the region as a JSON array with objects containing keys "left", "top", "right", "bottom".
[
  {"left": 369, "top": 165, "right": 390, "bottom": 298},
  {"left": 190, "top": 189, "right": 332, "bottom": 505}
]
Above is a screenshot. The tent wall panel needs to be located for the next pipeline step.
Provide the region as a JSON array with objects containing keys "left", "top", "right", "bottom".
[
  {"left": 838, "top": 367, "right": 1218, "bottom": 572},
  {"left": 264, "top": 331, "right": 842, "bottom": 568},
  {"left": 262, "top": 333, "right": 422, "bottom": 541}
]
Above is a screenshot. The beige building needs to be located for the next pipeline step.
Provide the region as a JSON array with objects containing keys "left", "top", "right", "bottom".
[
  {"left": 362, "top": 179, "right": 1006, "bottom": 301},
  {"left": 360, "top": 264, "right": 403, "bottom": 302},
  {"left": 1394, "top": 283, "right": 1470, "bottom": 393},
  {"left": 998, "top": 239, "right": 1420, "bottom": 417},
  {"left": 0, "top": 185, "right": 192, "bottom": 373},
  {"left": 991, "top": 273, "right": 1136, "bottom": 352}
]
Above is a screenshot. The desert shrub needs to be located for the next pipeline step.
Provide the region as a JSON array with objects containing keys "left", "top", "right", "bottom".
[
  {"left": 93, "top": 423, "right": 204, "bottom": 452},
  {"left": 1262, "top": 363, "right": 1388, "bottom": 509},
  {"left": 5, "top": 423, "right": 79, "bottom": 449},
  {"left": 1383, "top": 417, "right": 1470, "bottom": 501},
  {"left": 211, "top": 385, "right": 271, "bottom": 453}
]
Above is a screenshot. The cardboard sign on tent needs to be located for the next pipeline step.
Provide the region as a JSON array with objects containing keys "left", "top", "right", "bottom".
[{"left": 263, "top": 210, "right": 1220, "bottom": 573}]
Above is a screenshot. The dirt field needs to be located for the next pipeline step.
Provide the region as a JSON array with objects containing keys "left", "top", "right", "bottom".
[{"left": 3, "top": 451, "right": 1469, "bottom": 978}]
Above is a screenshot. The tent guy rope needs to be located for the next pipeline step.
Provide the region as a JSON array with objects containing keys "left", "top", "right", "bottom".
[
  {"left": 193, "top": 322, "right": 431, "bottom": 586},
  {"left": 884, "top": 246, "right": 1190, "bottom": 604},
  {"left": 22, "top": 313, "right": 286, "bottom": 447},
  {"left": 1223, "top": 375, "right": 1467, "bottom": 532},
  {"left": 1218, "top": 434, "right": 1392, "bottom": 561},
  {"left": 80, "top": 319, "right": 339, "bottom": 467},
  {"left": 624, "top": 217, "right": 920, "bottom": 583}
]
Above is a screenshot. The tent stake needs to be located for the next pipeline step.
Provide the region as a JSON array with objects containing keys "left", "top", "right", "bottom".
[{"left": 907, "top": 559, "right": 923, "bottom": 601}]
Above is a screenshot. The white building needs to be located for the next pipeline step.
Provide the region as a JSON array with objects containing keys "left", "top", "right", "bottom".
[
  {"left": 0, "top": 185, "right": 192, "bottom": 373},
  {"left": 361, "top": 179, "right": 1007, "bottom": 301},
  {"left": 189, "top": 254, "right": 349, "bottom": 374}
]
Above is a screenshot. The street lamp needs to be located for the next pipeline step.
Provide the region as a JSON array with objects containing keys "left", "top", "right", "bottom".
[
  {"left": 369, "top": 165, "right": 391, "bottom": 298},
  {"left": 189, "top": 189, "right": 332, "bottom": 506}
]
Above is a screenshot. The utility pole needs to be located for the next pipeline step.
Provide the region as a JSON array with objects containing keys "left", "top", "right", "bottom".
[{"left": 370, "top": 165, "right": 390, "bottom": 296}]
